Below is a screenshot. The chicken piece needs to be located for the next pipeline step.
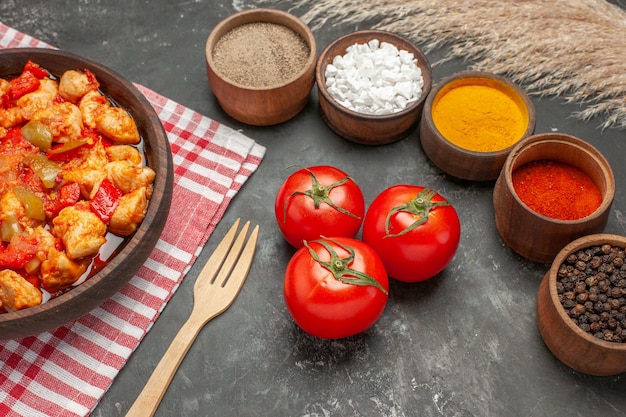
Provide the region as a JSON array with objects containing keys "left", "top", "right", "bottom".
[
  {"left": 0, "top": 269, "right": 42, "bottom": 311},
  {"left": 0, "top": 189, "right": 24, "bottom": 223},
  {"left": 105, "top": 160, "right": 155, "bottom": 196},
  {"left": 109, "top": 186, "right": 148, "bottom": 236},
  {"left": 52, "top": 202, "right": 107, "bottom": 259},
  {"left": 23, "top": 226, "right": 60, "bottom": 275},
  {"left": 16, "top": 78, "right": 59, "bottom": 119},
  {"left": 1, "top": 79, "right": 18, "bottom": 129},
  {"left": 40, "top": 247, "right": 89, "bottom": 291},
  {"left": 0, "top": 107, "right": 25, "bottom": 129},
  {"left": 106, "top": 145, "right": 143, "bottom": 166},
  {"left": 68, "top": 169, "right": 107, "bottom": 201},
  {"left": 58, "top": 69, "right": 100, "bottom": 104},
  {"left": 95, "top": 106, "right": 140, "bottom": 144},
  {"left": 79, "top": 89, "right": 108, "bottom": 129},
  {"left": 31, "top": 102, "right": 84, "bottom": 142},
  {"left": 0, "top": 78, "right": 9, "bottom": 95},
  {"left": 63, "top": 138, "right": 108, "bottom": 171},
  {"left": 60, "top": 140, "right": 108, "bottom": 198},
  {"left": 64, "top": 169, "right": 106, "bottom": 200}
]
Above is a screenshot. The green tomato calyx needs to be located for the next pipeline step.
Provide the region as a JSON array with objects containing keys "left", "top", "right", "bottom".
[
  {"left": 284, "top": 168, "right": 361, "bottom": 222},
  {"left": 384, "top": 188, "right": 450, "bottom": 238},
  {"left": 305, "top": 238, "right": 388, "bottom": 295}
]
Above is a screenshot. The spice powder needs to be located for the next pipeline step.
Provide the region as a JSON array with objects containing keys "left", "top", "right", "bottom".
[
  {"left": 212, "top": 22, "right": 310, "bottom": 88},
  {"left": 512, "top": 159, "right": 602, "bottom": 220},
  {"left": 432, "top": 81, "right": 528, "bottom": 152}
]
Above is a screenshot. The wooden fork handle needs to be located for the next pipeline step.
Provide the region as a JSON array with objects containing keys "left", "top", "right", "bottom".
[{"left": 125, "top": 314, "right": 205, "bottom": 417}]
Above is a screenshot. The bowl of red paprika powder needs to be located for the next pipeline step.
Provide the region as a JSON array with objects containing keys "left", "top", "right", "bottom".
[
  {"left": 493, "top": 133, "right": 615, "bottom": 264},
  {"left": 536, "top": 233, "right": 626, "bottom": 376},
  {"left": 419, "top": 71, "right": 536, "bottom": 181}
]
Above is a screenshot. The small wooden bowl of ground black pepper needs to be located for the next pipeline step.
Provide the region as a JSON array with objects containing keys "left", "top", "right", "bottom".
[
  {"left": 493, "top": 133, "right": 615, "bottom": 264},
  {"left": 537, "top": 234, "right": 626, "bottom": 376},
  {"left": 205, "top": 8, "right": 317, "bottom": 126},
  {"left": 419, "top": 71, "right": 536, "bottom": 181}
]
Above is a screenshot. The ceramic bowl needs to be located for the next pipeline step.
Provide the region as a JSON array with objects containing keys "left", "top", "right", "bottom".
[
  {"left": 537, "top": 233, "right": 626, "bottom": 376},
  {"left": 315, "top": 30, "right": 432, "bottom": 145},
  {"left": 493, "top": 133, "right": 614, "bottom": 264},
  {"left": 205, "top": 8, "right": 317, "bottom": 126},
  {"left": 0, "top": 48, "right": 173, "bottom": 339},
  {"left": 420, "top": 71, "right": 536, "bottom": 181}
]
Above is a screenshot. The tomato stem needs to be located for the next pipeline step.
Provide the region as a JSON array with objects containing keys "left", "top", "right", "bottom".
[
  {"left": 305, "top": 238, "right": 388, "bottom": 295},
  {"left": 384, "top": 188, "right": 450, "bottom": 238},
  {"left": 283, "top": 168, "right": 361, "bottom": 222}
]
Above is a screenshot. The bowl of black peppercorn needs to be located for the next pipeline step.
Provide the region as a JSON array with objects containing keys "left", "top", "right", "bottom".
[{"left": 537, "top": 233, "right": 626, "bottom": 376}]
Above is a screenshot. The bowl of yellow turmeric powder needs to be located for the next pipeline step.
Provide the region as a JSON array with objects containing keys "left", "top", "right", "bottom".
[{"left": 419, "top": 71, "right": 535, "bottom": 181}]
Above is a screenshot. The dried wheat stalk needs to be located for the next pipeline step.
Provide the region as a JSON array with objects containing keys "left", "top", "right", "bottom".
[{"left": 258, "top": 0, "right": 626, "bottom": 129}]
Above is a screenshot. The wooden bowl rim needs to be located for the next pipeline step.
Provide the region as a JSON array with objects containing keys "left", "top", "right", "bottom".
[
  {"left": 205, "top": 8, "right": 317, "bottom": 91},
  {"left": 546, "top": 233, "right": 626, "bottom": 351},
  {"left": 0, "top": 48, "right": 173, "bottom": 333},
  {"left": 315, "top": 29, "right": 432, "bottom": 121},
  {"left": 422, "top": 70, "right": 536, "bottom": 157},
  {"left": 501, "top": 132, "right": 615, "bottom": 224}
]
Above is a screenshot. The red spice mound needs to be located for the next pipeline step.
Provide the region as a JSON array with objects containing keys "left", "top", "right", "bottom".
[{"left": 512, "top": 160, "right": 602, "bottom": 220}]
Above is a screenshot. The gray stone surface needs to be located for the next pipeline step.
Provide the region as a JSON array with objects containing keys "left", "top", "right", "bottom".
[{"left": 3, "top": 1, "right": 626, "bottom": 416}]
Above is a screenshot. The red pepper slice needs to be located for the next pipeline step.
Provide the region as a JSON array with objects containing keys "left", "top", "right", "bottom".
[
  {"left": 83, "top": 68, "right": 100, "bottom": 89},
  {"left": 23, "top": 60, "right": 49, "bottom": 79},
  {"left": 1, "top": 93, "right": 11, "bottom": 109},
  {"left": 0, "top": 236, "right": 39, "bottom": 270},
  {"left": 90, "top": 178, "right": 123, "bottom": 223},
  {"left": 19, "top": 165, "right": 45, "bottom": 194},
  {"left": 8, "top": 70, "right": 40, "bottom": 100},
  {"left": 81, "top": 127, "right": 107, "bottom": 146},
  {"left": 45, "top": 182, "right": 81, "bottom": 217},
  {"left": 1, "top": 127, "right": 36, "bottom": 152}
]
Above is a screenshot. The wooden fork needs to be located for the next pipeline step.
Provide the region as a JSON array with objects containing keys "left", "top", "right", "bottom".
[{"left": 126, "top": 218, "right": 259, "bottom": 417}]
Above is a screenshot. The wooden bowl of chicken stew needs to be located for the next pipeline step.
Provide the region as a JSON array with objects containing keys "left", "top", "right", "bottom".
[{"left": 0, "top": 48, "right": 173, "bottom": 339}]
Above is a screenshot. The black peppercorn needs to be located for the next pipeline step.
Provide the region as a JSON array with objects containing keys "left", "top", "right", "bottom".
[
  {"left": 585, "top": 275, "right": 598, "bottom": 287},
  {"left": 557, "top": 244, "right": 626, "bottom": 343},
  {"left": 589, "top": 257, "right": 602, "bottom": 269}
]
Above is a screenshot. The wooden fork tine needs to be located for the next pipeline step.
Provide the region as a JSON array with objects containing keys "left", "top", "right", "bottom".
[
  {"left": 194, "top": 218, "right": 242, "bottom": 290},
  {"left": 219, "top": 223, "right": 259, "bottom": 292},
  {"left": 212, "top": 220, "right": 251, "bottom": 286}
]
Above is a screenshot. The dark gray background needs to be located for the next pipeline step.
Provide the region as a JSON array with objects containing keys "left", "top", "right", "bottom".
[{"left": 2, "top": 1, "right": 626, "bottom": 416}]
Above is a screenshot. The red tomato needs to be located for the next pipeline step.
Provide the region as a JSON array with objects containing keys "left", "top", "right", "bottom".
[
  {"left": 274, "top": 166, "right": 365, "bottom": 248},
  {"left": 362, "top": 185, "right": 461, "bottom": 282},
  {"left": 283, "top": 237, "right": 389, "bottom": 339}
]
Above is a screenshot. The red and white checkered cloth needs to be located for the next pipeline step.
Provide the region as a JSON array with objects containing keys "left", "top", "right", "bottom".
[{"left": 0, "top": 22, "right": 266, "bottom": 416}]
